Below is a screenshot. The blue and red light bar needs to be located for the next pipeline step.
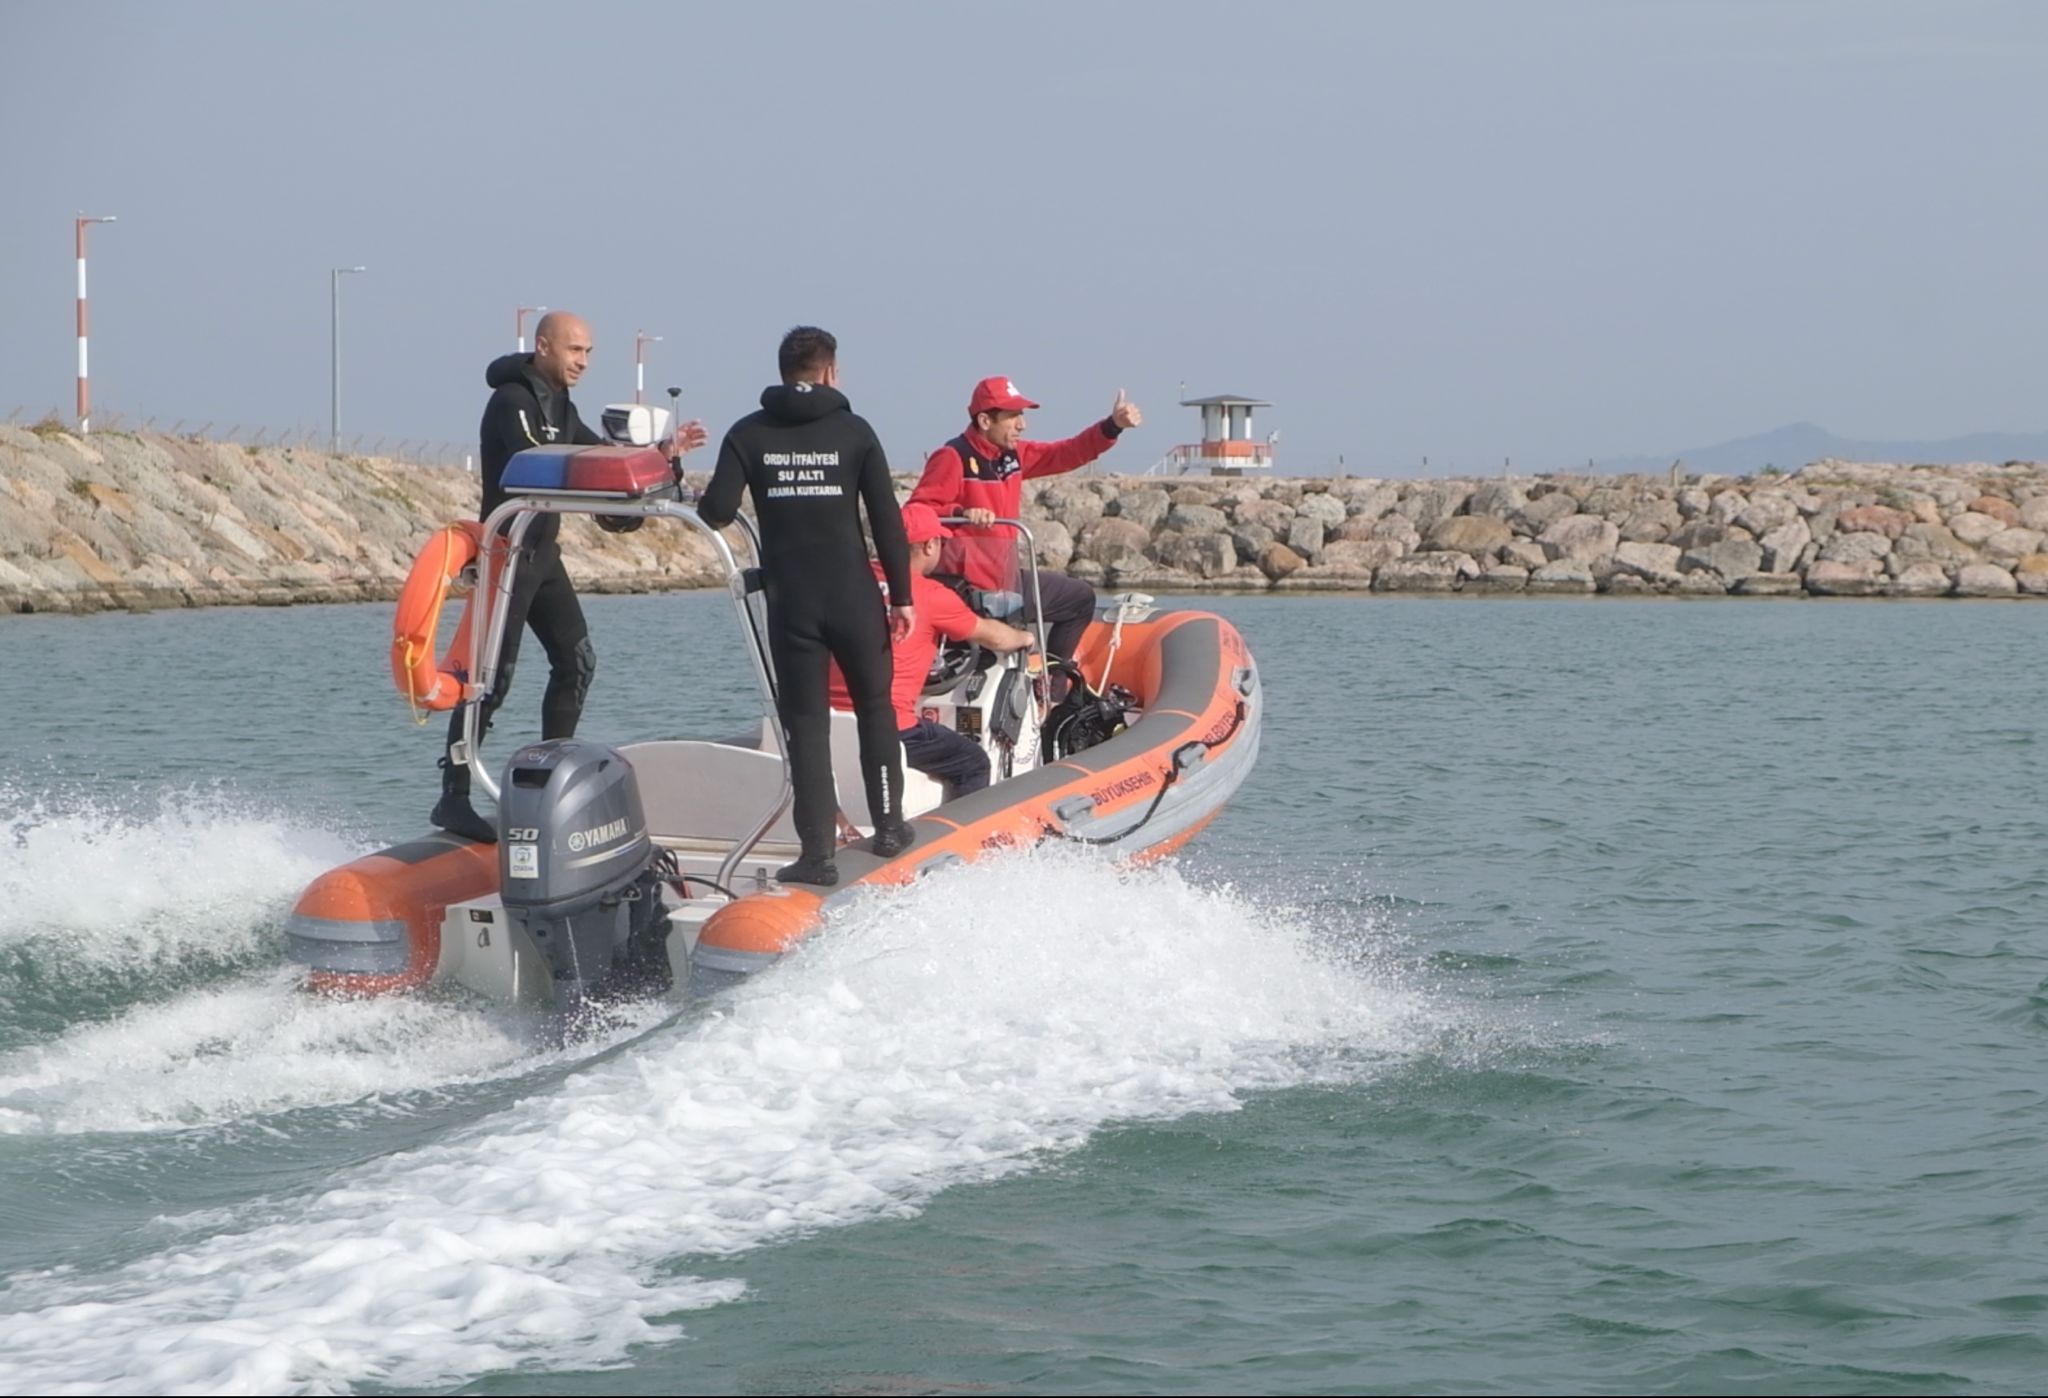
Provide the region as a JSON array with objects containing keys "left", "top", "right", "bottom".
[{"left": 500, "top": 445, "right": 675, "bottom": 498}]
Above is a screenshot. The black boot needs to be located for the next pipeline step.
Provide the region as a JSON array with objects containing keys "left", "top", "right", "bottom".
[
  {"left": 776, "top": 854, "right": 839, "bottom": 887},
  {"left": 430, "top": 757, "right": 498, "bottom": 843},
  {"left": 870, "top": 820, "right": 914, "bottom": 859}
]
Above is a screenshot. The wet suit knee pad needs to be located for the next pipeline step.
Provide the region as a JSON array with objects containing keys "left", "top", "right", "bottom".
[{"left": 567, "top": 635, "right": 597, "bottom": 706}]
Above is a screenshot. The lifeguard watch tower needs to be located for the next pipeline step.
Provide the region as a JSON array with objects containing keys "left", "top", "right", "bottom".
[{"left": 1147, "top": 392, "right": 1275, "bottom": 476}]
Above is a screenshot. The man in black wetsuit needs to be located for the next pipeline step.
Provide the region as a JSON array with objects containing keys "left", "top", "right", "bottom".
[
  {"left": 431, "top": 310, "right": 705, "bottom": 842},
  {"left": 698, "top": 326, "right": 915, "bottom": 886}
]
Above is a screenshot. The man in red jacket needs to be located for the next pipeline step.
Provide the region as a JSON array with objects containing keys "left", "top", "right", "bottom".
[
  {"left": 829, "top": 503, "right": 1035, "bottom": 799},
  {"left": 908, "top": 376, "right": 1142, "bottom": 674}
]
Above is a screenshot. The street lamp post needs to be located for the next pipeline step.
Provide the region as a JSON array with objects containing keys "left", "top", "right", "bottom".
[
  {"left": 330, "top": 265, "right": 366, "bottom": 452},
  {"left": 75, "top": 214, "right": 116, "bottom": 434},
  {"left": 517, "top": 305, "right": 548, "bottom": 353},
  {"left": 634, "top": 330, "right": 662, "bottom": 405}
]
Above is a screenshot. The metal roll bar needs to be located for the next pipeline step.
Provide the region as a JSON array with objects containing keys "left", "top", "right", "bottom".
[{"left": 454, "top": 492, "right": 788, "bottom": 890}]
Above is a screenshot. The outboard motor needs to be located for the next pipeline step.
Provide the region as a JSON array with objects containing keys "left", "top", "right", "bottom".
[{"left": 497, "top": 739, "right": 674, "bottom": 1013}]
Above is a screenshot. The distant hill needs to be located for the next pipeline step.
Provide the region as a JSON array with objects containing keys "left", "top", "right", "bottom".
[{"left": 1594, "top": 422, "right": 2048, "bottom": 476}]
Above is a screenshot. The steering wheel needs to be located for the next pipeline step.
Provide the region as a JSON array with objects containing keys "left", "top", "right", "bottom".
[{"left": 923, "top": 640, "right": 989, "bottom": 695}]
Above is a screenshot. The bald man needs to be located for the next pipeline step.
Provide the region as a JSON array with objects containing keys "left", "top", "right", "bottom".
[{"left": 432, "top": 312, "right": 703, "bottom": 842}]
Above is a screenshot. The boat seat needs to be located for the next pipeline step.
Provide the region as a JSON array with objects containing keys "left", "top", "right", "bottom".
[{"left": 785, "top": 713, "right": 947, "bottom": 827}]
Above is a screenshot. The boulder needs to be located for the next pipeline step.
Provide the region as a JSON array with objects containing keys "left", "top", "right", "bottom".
[
  {"left": 1954, "top": 562, "right": 2019, "bottom": 596},
  {"left": 1708, "top": 490, "right": 1751, "bottom": 525},
  {"left": 2016, "top": 553, "right": 2048, "bottom": 595},
  {"left": 1109, "top": 488, "right": 1171, "bottom": 530},
  {"left": 1323, "top": 538, "right": 1410, "bottom": 572},
  {"left": 1075, "top": 516, "right": 1153, "bottom": 567},
  {"left": 1232, "top": 498, "right": 1297, "bottom": 534},
  {"left": 1158, "top": 531, "right": 1235, "bottom": 579},
  {"left": 1394, "top": 483, "right": 1470, "bottom": 532},
  {"left": 1537, "top": 514, "right": 1620, "bottom": 563},
  {"left": 1466, "top": 480, "right": 1528, "bottom": 519},
  {"left": 1230, "top": 524, "right": 1276, "bottom": 561},
  {"left": 1526, "top": 559, "right": 1596, "bottom": 594},
  {"left": 1285, "top": 514, "right": 1326, "bottom": 563},
  {"left": 1675, "top": 570, "right": 1729, "bottom": 595},
  {"left": 1667, "top": 520, "right": 1750, "bottom": 550},
  {"left": 1424, "top": 515, "right": 1512, "bottom": 556},
  {"left": 1949, "top": 511, "right": 2006, "bottom": 545},
  {"left": 1805, "top": 558, "right": 1887, "bottom": 596},
  {"left": 1337, "top": 482, "right": 1401, "bottom": 519},
  {"left": 1817, "top": 531, "right": 1892, "bottom": 564},
  {"left": 1032, "top": 519, "right": 1075, "bottom": 572},
  {"left": 1732, "top": 572, "right": 1806, "bottom": 596},
  {"left": 1471, "top": 561, "right": 1528, "bottom": 590},
  {"left": 1835, "top": 504, "right": 1913, "bottom": 538},
  {"left": 1368, "top": 515, "right": 1423, "bottom": 548},
  {"left": 2017, "top": 496, "right": 2048, "bottom": 532},
  {"left": 1374, "top": 552, "right": 1475, "bottom": 592},
  {"left": 1163, "top": 503, "right": 1229, "bottom": 535},
  {"left": 1618, "top": 499, "right": 1683, "bottom": 542},
  {"left": 1511, "top": 492, "right": 1579, "bottom": 533},
  {"left": 1256, "top": 542, "right": 1305, "bottom": 581},
  {"left": 1037, "top": 482, "right": 1104, "bottom": 531},
  {"left": 1734, "top": 494, "right": 1802, "bottom": 536},
  {"left": 1680, "top": 538, "right": 1764, "bottom": 582},
  {"left": 1106, "top": 561, "right": 1201, "bottom": 590},
  {"left": 1888, "top": 562, "right": 1952, "bottom": 597},
  {"left": 1756, "top": 519, "right": 1812, "bottom": 573},
  {"left": 1294, "top": 492, "right": 1348, "bottom": 531},
  {"left": 1969, "top": 495, "right": 2020, "bottom": 526},
  {"left": 1500, "top": 538, "right": 1550, "bottom": 571},
  {"left": 1984, "top": 527, "right": 2046, "bottom": 559},
  {"left": 1611, "top": 540, "right": 1683, "bottom": 583},
  {"left": 1602, "top": 572, "right": 1656, "bottom": 595},
  {"left": 1894, "top": 522, "right": 1976, "bottom": 566}
]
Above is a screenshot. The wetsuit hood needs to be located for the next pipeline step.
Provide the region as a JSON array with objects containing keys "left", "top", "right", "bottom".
[
  {"left": 759, "top": 382, "right": 849, "bottom": 423},
  {"left": 486, "top": 352, "right": 565, "bottom": 397}
]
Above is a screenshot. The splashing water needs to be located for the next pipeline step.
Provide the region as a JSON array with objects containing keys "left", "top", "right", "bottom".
[
  {"left": 0, "top": 845, "right": 1444, "bottom": 1395},
  {"left": 0, "top": 784, "right": 359, "bottom": 991}
]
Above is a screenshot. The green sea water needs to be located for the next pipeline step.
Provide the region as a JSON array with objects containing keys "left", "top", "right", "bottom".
[{"left": 1, "top": 593, "right": 2043, "bottom": 1395}]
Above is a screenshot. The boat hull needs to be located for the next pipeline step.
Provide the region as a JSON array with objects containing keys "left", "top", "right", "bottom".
[{"left": 288, "top": 609, "right": 1260, "bottom": 999}]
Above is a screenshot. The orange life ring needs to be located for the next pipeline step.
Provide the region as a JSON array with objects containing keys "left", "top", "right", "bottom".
[{"left": 391, "top": 520, "right": 487, "bottom": 715}]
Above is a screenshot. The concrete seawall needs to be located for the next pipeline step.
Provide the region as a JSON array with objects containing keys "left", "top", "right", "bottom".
[{"left": 7, "top": 424, "right": 2048, "bottom": 615}]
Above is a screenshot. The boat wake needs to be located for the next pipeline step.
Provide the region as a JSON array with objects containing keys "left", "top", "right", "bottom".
[
  {"left": 0, "top": 785, "right": 357, "bottom": 1015},
  {"left": 0, "top": 845, "right": 1448, "bottom": 1395}
]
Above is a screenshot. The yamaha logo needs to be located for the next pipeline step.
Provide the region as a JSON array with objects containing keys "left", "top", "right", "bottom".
[{"left": 567, "top": 817, "right": 630, "bottom": 854}]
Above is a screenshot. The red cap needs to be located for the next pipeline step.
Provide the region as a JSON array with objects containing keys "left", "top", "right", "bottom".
[
  {"left": 901, "top": 502, "right": 954, "bottom": 544},
  {"left": 968, "top": 376, "right": 1039, "bottom": 416}
]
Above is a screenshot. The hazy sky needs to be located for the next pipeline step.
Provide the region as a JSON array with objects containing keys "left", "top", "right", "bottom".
[{"left": 3, "top": 1, "right": 2045, "bottom": 475}]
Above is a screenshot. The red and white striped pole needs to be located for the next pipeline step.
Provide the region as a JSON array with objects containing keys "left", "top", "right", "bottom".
[
  {"left": 634, "top": 330, "right": 661, "bottom": 405},
  {"left": 517, "top": 304, "right": 547, "bottom": 352},
  {"left": 75, "top": 214, "right": 116, "bottom": 434}
]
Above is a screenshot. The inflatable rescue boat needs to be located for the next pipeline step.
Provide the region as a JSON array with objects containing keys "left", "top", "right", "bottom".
[{"left": 287, "top": 428, "right": 1261, "bottom": 1011}]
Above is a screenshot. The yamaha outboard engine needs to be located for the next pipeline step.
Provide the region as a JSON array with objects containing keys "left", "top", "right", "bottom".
[{"left": 497, "top": 739, "right": 674, "bottom": 1014}]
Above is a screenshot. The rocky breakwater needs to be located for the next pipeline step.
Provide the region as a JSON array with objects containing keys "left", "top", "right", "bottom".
[
  {"left": 0, "top": 425, "right": 727, "bottom": 615},
  {"left": 1017, "top": 459, "right": 2048, "bottom": 599}
]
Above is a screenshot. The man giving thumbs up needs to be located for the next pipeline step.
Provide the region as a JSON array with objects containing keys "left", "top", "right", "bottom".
[{"left": 908, "top": 377, "right": 1142, "bottom": 677}]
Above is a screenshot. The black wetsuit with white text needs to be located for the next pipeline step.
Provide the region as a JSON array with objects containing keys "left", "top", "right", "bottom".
[{"left": 700, "top": 383, "right": 912, "bottom": 861}]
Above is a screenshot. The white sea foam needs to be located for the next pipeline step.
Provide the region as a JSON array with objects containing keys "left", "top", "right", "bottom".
[
  {"left": 0, "top": 846, "right": 1439, "bottom": 1396},
  {"left": 0, "top": 968, "right": 543, "bottom": 1134},
  {"left": 0, "top": 786, "right": 358, "bottom": 974}
]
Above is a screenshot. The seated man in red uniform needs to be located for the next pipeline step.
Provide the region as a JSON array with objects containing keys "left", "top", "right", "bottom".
[
  {"left": 907, "top": 377, "right": 1141, "bottom": 679},
  {"left": 830, "top": 503, "right": 1035, "bottom": 799}
]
